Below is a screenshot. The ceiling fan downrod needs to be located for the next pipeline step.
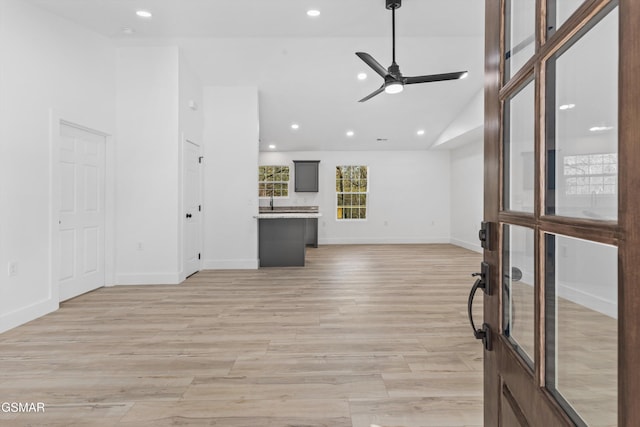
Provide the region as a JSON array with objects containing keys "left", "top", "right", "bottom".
[{"left": 387, "top": 0, "right": 401, "bottom": 66}]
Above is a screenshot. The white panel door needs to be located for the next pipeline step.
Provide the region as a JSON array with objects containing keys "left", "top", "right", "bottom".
[
  {"left": 183, "top": 140, "right": 201, "bottom": 277},
  {"left": 59, "top": 123, "right": 105, "bottom": 301}
]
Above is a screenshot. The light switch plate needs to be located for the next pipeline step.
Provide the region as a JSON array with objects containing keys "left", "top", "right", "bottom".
[{"left": 8, "top": 261, "right": 18, "bottom": 277}]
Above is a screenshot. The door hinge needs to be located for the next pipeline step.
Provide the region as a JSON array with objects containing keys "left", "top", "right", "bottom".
[
  {"left": 198, "top": 253, "right": 201, "bottom": 260},
  {"left": 198, "top": 156, "right": 203, "bottom": 164},
  {"left": 478, "top": 221, "right": 494, "bottom": 251}
]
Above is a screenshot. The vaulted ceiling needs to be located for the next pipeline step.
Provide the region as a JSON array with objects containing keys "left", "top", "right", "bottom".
[{"left": 28, "top": 0, "right": 485, "bottom": 151}]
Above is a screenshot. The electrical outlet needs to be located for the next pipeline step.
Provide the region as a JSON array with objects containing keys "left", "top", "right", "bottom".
[{"left": 8, "top": 261, "right": 18, "bottom": 277}]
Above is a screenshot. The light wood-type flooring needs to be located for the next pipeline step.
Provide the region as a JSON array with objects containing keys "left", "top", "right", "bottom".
[
  {"left": 0, "top": 244, "right": 484, "bottom": 427},
  {"left": 509, "top": 281, "right": 617, "bottom": 427}
]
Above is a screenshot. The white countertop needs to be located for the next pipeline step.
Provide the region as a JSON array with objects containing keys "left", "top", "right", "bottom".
[{"left": 254, "top": 213, "right": 322, "bottom": 219}]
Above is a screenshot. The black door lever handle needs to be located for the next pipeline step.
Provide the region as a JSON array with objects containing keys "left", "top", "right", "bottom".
[
  {"left": 468, "top": 277, "right": 485, "bottom": 337},
  {"left": 467, "top": 279, "right": 491, "bottom": 350},
  {"left": 467, "top": 262, "right": 492, "bottom": 351}
]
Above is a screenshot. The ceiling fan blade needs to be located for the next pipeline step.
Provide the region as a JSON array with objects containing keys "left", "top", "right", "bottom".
[
  {"left": 404, "top": 71, "right": 468, "bottom": 85},
  {"left": 358, "top": 85, "right": 385, "bottom": 103},
  {"left": 356, "top": 52, "right": 388, "bottom": 78}
]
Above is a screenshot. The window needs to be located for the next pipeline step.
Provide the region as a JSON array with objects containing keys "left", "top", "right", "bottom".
[
  {"left": 258, "top": 165, "right": 290, "bottom": 198},
  {"left": 563, "top": 153, "right": 617, "bottom": 195},
  {"left": 336, "top": 165, "right": 368, "bottom": 220}
]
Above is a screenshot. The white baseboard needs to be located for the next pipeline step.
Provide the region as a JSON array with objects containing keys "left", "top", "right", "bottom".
[
  {"left": 318, "top": 237, "right": 451, "bottom": 245},
  {"left": 558, "top": 283, "right": 617, "bottom": 318},
  {"left": 202, "top": 259, "right": 259, "bottom": 270},
  {"left": 116, "top": 273, "right": 181, "bottom": 285},
  {"left": 449, "top": 238, "right": 483, "bottom": 253},
  {"left": 0, "top": 298, "right": 58, "bottom": 334}
]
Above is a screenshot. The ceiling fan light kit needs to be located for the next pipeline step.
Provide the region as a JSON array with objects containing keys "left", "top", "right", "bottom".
[
  {"left": 356, "top": 0, "right": 468, "bottom": 102},
  {"left": 384, "top": 80, "right": 404, "bottom": 94}
]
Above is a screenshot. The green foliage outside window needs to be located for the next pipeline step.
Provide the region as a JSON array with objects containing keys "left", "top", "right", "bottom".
[
  {"left": 259, "top": 166, "right": 290, "bottom": 197},
  {"left": 336, "top": 165, "right": 368, "bottom": 219}
]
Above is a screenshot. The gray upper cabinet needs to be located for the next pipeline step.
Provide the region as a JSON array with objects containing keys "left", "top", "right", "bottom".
[{"left": 293, "top": 160, "right": 320, "bottom": 192}]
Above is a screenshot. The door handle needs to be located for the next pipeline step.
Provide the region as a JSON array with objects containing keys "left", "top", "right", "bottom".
[
  {"left": 467, "top": 262, "right": 492, "bottom": 351},
  {"left": 186, "top": 213, "right": 192, "bottom": 219}
]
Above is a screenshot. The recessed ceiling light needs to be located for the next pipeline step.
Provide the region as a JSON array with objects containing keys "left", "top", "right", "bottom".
[
  {"left": 417, "top": 129, "right": 425, "bottom": 136},
  {"left": 121, "top": 27, "right": 135, "bottom": 35},
  {"left": 136, "top": 10, "right": 152, "bottom": 18},
  {"left": 559, "top": 103, "right": 576, "bottom": 110},
  {"left": 346, "top": 130, "right": 355, "bottom": 137},
  {"left": 291, "top": 123, "right": 300, "bottom": 130},
  {"left": 460, "top": 72, "right": 469, "bottom": 79},
  {"left": 307, "top": 9, "right": 321, "bottom": 17},
  {"left": 357, "top": 73, "right": 368, "bottom": 80},
  {"left": 589, "top": 126, "right": 614, "bottom": 132},
  {"left": 268, "top": 144, "right": 276, "bottom": 149}
]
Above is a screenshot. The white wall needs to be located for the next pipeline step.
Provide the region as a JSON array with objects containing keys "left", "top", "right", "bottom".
[
  {"left": 432, "top": 89, "right": 484, "bottom": 150},
  {"left": 259, "top": 150, "right": 451, "bottom": 244},
  {"left": 450, "top": 139, "right": 484, "bottom": 252},
  {"left": 115, "top": 47, "right": 181, "bottom": 284},
  {"left": 179, "top": 52, "right": 204, "bottom": 145},
  {"left": 0, "top": 0, "right": 116, "bottom": 332},
  {"left": 202, "top": 87, "right": 259, "bottom": 269}
]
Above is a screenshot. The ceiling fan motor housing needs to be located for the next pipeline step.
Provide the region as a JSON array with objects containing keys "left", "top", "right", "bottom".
[
  {"left": 387, "top": 63, "right": 402, "bottom": 79},
  {"left": 386, "top": 0, "right": 401, "bottom": 10}
]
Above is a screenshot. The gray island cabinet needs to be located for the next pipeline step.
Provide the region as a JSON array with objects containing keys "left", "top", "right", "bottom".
[{"left": 256, "top": 210, "right": 321, "bottom": 267}]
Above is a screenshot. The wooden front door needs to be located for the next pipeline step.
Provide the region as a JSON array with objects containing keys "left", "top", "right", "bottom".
[{"left": 479, "top": 0, "right": 640, "bottom": 425}]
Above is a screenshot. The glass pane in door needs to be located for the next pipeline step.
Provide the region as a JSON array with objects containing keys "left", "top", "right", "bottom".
[
  {"left": 504, "top": 79, "right": 535, "bottom": 213},
  {"left": 548, "top": 0, "right": 587, "bottom": 32},
  {"left": 505, "top": 0, "right": 536, "bottom": 80},
  {"left": 545, "top": 6, "right": 618, "bottom": 220},
  {"left": 545, "top": 234, "right": 617, "bottom": 427},
  {"left": 503, "top": 224, "right": 535, "bottom": 367}
]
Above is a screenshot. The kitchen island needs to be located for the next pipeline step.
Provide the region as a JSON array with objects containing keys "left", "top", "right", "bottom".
[{"left": 255, "top": 207, "right": 321, "bottom": 267}]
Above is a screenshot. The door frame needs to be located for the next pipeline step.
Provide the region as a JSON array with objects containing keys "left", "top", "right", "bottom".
[
  {"left": 483, "top": 0, "right": 640, "bottom": 424},
  {"left": 49, "top": 111, "right": 115, "bottom": 303}
]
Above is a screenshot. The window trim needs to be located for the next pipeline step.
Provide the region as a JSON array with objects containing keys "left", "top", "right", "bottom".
[
  {"left": 335, "top": 165, "right": 369, "bottom": 221},
  {"left": 258, "top": 165, "right": 291, "bottom": 199}
]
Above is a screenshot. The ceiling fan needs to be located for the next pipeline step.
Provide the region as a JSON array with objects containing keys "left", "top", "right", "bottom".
[{"left": 356, "top": 0, "right": 468, "bottom": 102}]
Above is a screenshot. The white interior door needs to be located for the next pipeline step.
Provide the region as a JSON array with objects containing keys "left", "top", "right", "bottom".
[
  {"left": 183, "top": 139, "right": 201, "bottom": 277},
  {"left": 59, "top": 123, "right": 105, "bottom": 301}
]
